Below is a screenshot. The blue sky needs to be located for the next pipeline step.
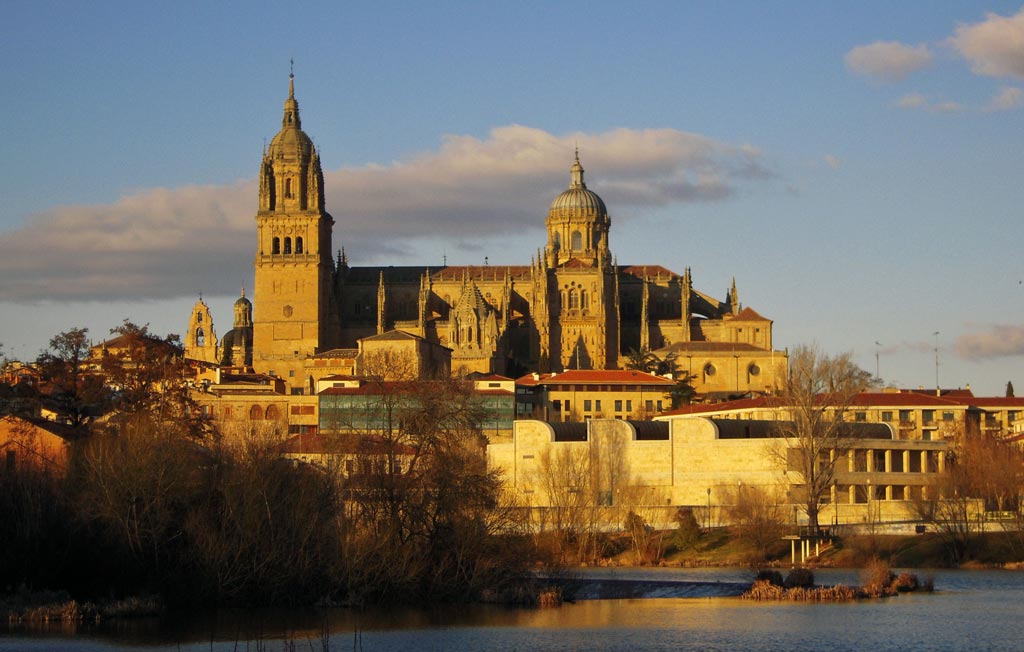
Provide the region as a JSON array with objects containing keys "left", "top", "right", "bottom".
[{"left": 2, "top": 1, "right": 1024, "bottom": 395}]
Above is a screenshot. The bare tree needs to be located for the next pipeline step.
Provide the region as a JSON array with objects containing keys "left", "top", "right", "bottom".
[
  {"left": 916, "top": 424, "right": 1023, "bottom": 564},
  {"left": 774, "top": 345, "right": 873, "bottom": 532},
  {"left": 725, "top": 484, "right": 787, "bottom": 561}
]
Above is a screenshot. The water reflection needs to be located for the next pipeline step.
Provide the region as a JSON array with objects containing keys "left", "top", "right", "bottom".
[{"left": 3, "top": 569, "right": 1024, "bottom": 652}]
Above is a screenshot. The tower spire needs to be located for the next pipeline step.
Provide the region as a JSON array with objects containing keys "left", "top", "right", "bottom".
[{"left": 570, "top": 150, "right": 585, "bottom": 189}]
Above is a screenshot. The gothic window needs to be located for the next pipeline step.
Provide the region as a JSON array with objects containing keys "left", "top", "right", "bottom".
[
  {"left": 196, "top": 328, "right": 205, "bottom": 347},
  {"left": 197, "top": 312, "right": 203, "bottom": 323},
  {"left": 249, "top": 405, "right": 263, "bottom": 420},
  {"left": 284, "top": 237, "right": 292, "bottom": 254},
  {"left": 295, "top": 237, "right": 303, "bottom": 254},
  {"left": 571, "top": 230, "right": 582, "bottom": 250},
  {"left": 272, "top": 237, "right": 281, "bottom": 254},
  {"left": 569, "top": 290, "right": 579, "bottom": 310}
]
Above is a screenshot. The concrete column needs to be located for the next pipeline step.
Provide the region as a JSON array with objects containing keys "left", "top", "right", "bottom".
[
  {"left": 848, "top": 485, "right": 856, "bottom": 507},
  {"left": 938, "top": 451, "right": 945, "bottom": 472},
  {"left": 885, "top": 484, "right": 892, "bottom": 500},
  {"left": 903, "top": 450, "right": 911, "bottom": 474},
  {"left": 866, "top": 448, "right": 874, "bottom": 473},
  {"left": 884, "top": 450, "right": 892, "bottom": 473},
  {"left": 848, "top": 449, "right": 855, "bottom": 473}
]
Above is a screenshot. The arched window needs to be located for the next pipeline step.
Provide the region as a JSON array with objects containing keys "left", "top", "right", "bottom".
[
  {"left": 272, "top": 237, "right": 281, "bottom": 254},
  {"left": 265, "top": 405, "right": 280, "bottom": 421},
  {"left": 295, "top": 237, "right": 303, "bottom": 254},
  {"left": 196, "top": 327, "right": 205, "bottom": 347},
  {"left": 284, "top": 237, "right": 292, "bottom": 254},
  {"left": 553, "top": 232, "right": 561, "bottom": 249},
  {"left": 249, "top": 405, "right": 263, "bottom": 420},
  {"left": 580, "top": 290, "right": 587, "bottom": 310},
  {"left": 569, "top": 290, "right": 579, "bottom": 310},
  {"left": 197, "top": 312, "right": 203, "bottom": 323},
  {"left": 285, "top": 177, "right": 293, "bottom": 199},
  {"left": 571, "top": 230, "right": 583, "bottom": 250}
]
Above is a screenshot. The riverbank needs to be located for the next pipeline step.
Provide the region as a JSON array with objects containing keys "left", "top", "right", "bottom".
[
  {"left": 0, "top": 590, "right": 162, "bottom": 623},
  {"left": 582, "top": 529, "right": 1024, "bottom": 570}
]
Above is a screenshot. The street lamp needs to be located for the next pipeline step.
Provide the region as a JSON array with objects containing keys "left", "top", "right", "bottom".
[{"left": 706, "top": 487, "right": 712, "bottom": 530}]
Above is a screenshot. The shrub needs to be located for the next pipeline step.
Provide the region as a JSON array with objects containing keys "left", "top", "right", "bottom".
[
  {"left": 785, "top": 568, "right": 815, "bottom": 588},
  {"left": 893, "top": 572, "right": 919, "bottom": 592},
  {"left": 754, "top": 569, "right": 784, "bottom": 586},
  {"left": 671, "top": 507, "right": 701, "bottom": 551},
  {"left": 861, "top": 558, "right": 896, "bottom": 597}
]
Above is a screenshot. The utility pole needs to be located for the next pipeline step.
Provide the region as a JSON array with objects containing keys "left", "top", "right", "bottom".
[
  {"left": 874, "top": 341, "right": 881, "bottom": 380},
  {"left": 933, "top": 331, "right": 940, "bottom": 393}
]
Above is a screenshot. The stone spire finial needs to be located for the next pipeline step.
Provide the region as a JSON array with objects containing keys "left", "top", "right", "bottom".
[
  {"left": 282, "top": 65, "right": 300, "bottom": 130},
  {"left": 570, "top": 150, "right": 585, "bottom": 189}
]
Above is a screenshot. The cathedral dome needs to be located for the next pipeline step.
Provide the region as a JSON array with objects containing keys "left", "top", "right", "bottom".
[{"left": 548, "top": 155, "right": 607, "bottom": 215}]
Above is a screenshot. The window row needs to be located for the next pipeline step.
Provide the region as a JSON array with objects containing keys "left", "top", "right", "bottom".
[{"left": 271, "top": 236, "right": 304, "bottom": 255}]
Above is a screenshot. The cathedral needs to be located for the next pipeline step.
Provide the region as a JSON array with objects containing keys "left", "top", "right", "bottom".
[{"left": 186, "top": 73, "right": 787, "bottom": 397}]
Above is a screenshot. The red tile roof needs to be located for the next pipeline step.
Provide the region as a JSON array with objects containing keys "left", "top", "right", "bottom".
[{"left": 732, "top": 307, "right": 770, "bottom": 321}]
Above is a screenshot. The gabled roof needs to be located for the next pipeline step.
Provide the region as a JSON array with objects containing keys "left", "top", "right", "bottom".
[
  {"left": 561, "top": 258, "right": 595, "bottom": 269},
  {"left": 618, "top": 264, "right": 679, "bottom": 279},
  {"left": 731, "top": 307, "right": 770, "bottom": 321},
  {"left": 360, "top": 329, "right": 423, "bottom": 342},
  {"left": 466, "top": 373, "right": 513, "bottom": 382}
]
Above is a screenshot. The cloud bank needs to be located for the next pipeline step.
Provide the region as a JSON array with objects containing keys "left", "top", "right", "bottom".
[
  {"left": 0, "top": 125, "right": 770, "bottom": 302},
  {"left": 844, "top": 41, "right": 933, "bottom": 81},
  {"left": 955, "top": 324, "right": 1024, "bottom": 360},
  {"left": 950, "top": 8, "right": 1024, "bottom": 79}
]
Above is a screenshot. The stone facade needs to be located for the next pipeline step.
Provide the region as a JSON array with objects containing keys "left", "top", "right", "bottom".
[
  {"left": 191, "top": 73, "right": 787, "bottom": 395},
  {"left": 488, "top": 417, "right": 949, "bottom": 529}
]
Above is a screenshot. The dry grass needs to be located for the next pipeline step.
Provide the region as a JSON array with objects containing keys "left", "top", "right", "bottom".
[
  {"left": 742, "top": 562, "right": 928, "bottom": 602},
  {"left": 2, "top": 593, "right": 162, "bottom": 623}
]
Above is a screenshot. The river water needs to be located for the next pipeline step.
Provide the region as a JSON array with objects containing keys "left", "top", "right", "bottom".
[{"left": 3, "top": 568, "right": 1022, "bottom": 651}]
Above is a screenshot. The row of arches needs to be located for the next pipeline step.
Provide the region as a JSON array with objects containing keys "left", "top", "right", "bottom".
[
  {"left": 249, "top": 404, "right": 283, "bottom": 421},
  {"left": 271, "top": 236, "right": 304, "bottom": 255}
]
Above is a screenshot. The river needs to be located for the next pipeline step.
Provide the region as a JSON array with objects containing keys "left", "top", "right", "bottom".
[{"left": 3, "top": 568, "right": 1022, "bottom": 651}]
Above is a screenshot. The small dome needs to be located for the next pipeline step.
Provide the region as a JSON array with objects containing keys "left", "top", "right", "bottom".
[
  {"left": 268, "top": 124, "right": 313, "bottom": 162},
  {"left": 235, "top": 293, "right": 252, "bottom": 308},
  {"left": 548, "top": 155, "right": 607, "bottom": 215}
]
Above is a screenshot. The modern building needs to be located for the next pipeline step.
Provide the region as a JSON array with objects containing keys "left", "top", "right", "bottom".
[{"left": 488, "top": 417, "right": 949, "bottom": 530}]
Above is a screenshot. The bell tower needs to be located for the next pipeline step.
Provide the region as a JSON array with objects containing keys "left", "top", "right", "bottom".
[{"left": 252, "top": 70, "right": 335, "bottom": 389}]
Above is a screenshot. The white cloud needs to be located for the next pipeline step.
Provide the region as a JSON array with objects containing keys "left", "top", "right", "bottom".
[
  {"left": 894, "top": 92, "right": 965, "bottom": 113},
  {"left": 955, "top": 324, "right": 1024, "bottom": 360},
  {"left": 895, "top": 92, "right": 927, "bottom": 108},
  {"left": 845, "top": 41, "right": 934, "bottom": 81},
  {"left": 824, "top": 155, "right": 841, "bottom": 169},
  {"left": 950, "top": 8, "right": 1024, "bottom": 79},
  {"left": 986, "top": 86, "right": 1024, "bottom": 111},
  {"left": 0, "top": 125, "right": 771, "bottom": 302}
]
